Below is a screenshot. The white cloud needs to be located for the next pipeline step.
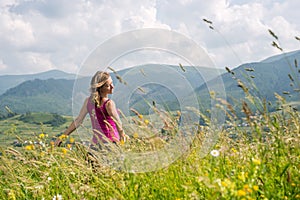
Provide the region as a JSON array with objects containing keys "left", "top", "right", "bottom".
[{"left": 0, "top": 0, "right": 299, "bottom": 75}]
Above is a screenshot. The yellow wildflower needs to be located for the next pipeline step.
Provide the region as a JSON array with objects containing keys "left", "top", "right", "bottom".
[
  {"left": 231, "top": 147, "right": 237, "bottom": 153},
  {"left": 237, "top": 189, "right": 246, "bottom": 196},
  {"left": 62, "top": 148, "right": 67, "bottom": 154},
  {"left": 39, "top": 133, "right": 45, "bottom": 139},
  {"left": 7, "top": 190, "right": 16, "bottom": 200},
  {"left": 138, "top": 114, "right": 143, "bottom": 119},
  {"left": 67, "top": 144, "right": 72, "bottom": 150},
  {"left": 252, "top": 158, "right": 261, "bottom": 165},
  {"left": 238, "top": 172, "right": 248, "bottom": 182},
  {"left": 25, "top": 144, "right": 34, "bottom": 150},
  {"left": 253, "top": 185, "right": 259, "bottom": 191},
  {"left": 59, "top": 134, "right": 67, "bottom": 140},
  {"left": 221, "top": 181, "right": 228, "bottom": 187},
  {"left": 69, "top": 137, "right": 75, "bottom": 143},
  {"left": 144, "top": 119, "right": 149, "bottom": 125},
  {"left": 133, "top": 132, "right": 139, "bottom": 139}
]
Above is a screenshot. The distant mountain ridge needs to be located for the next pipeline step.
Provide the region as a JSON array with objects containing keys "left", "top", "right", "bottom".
[
  {"left": 0, "top": 50, "right": 299, "bottom": 117},
  {"left": 0, "top": 65, "right": 223, "bottom": 116},
  {"left": 260, "top": 49, "right": 300, "bottom": 63},
  {"left": 0, "top": 78, "right": 74, "bottom": 115},
  {"left": 196, "top": 50, "right": 300, "bottom": 114},
  {"left": 0, "top": 69, "right": 77, "bottom": 95}
]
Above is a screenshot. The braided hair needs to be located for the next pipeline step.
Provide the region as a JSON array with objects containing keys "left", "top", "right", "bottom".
[{"left": 90, "top": 71, "right": 110, "bottom": 107}]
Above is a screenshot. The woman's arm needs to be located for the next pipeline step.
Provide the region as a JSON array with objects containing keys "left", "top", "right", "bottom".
[
  {"left": 106, "top": 100, "right": 128, "bottom": 140},
  {"left": 54, "top": 98, "right": 89, "bottom": 146}
]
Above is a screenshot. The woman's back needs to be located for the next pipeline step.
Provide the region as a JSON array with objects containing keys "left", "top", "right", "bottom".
[{"left": 87, "top": 98, "right": 120, "bottom": 143}]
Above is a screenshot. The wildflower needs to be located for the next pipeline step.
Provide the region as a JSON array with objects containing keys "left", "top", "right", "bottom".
[
  {"left": 291, "top": 183, "right": 296, "bottom": 187},
  {"left": 237, "top": 189, "right": 246, "bottom": 196},
  {"left": 62, "top": 148, "right": 67, "bottom": 154},
  {"left": 59, "top": 134, "right": 67, "bottom": 140},
  {"left": 50, "top": 141, "right": 55, "bottom": 147},
  {"left": 144, "top": 119, "right": 149, "bottom": 125},
  {"left": 52, "top": 194, "right": 63, "bottom": 200},
  {"left": 221, "top": 181, "right": 228, "bottom": 187},
  {"left": 69, "top": 137, "right": 75, "bottom": 143},
  {"left": 48, "top": 177, "right": 52, "bottom": 181},
  {"left": 210, "top": 149, "right": 220, "bottom": 157},
  {"left": 138, "top": 114, "right": 143, "bottom": 119},
  {"left": 7, "top": 190, "right": 16, "bottom": 200},
  {"left": 119, "top": 139, "right": 125, "bottom": 146},
  {"left": 67, "top": 144, "right": 72, "bottom": 150},
  {"left": 244, "top": 184, "right": 252, "bottom": 193},
  {"left": 231, "top": 147, "right": 237, "bottom": 153},
  {"left": 252, "top": 158, "right": 261, "bottom": 165},
  {"left": 253, "top": 185, "right": 259, "bottom": 191},
  {"left": 39, "top": 133, "right": 45, "bottom": 139},
  {"left": 25, "top": 144, "right": 34, "bottom": 150},
  {"left": 133, "top": 132, "right": 139, "bottom": 139}
]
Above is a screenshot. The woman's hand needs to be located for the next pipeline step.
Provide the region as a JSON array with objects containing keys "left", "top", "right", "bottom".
[
  {"left": 120, "top": 133, "right": 130, "bottom": 143},
  {"left": 54, "top": 138, "right": 62, "bottom": 147}
]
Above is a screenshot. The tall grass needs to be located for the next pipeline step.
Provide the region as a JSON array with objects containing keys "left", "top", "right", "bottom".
[{"left": 0, "top": 91, "right": 299, "bottom": 199}]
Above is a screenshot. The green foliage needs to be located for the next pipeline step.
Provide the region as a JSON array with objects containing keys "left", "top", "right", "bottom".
[{"left": 18, "top": 112, "right": 67, "bottom": 127}]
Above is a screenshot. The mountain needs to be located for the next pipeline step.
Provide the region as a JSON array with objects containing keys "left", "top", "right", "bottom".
[
  {"left": 0, "top": 65, "right": 223, "bottom": 116},
  {"left": 0, "top": 50, "right": 299, "bottom": 118},
  {"left": 0, "top": 78, "right": 74, "bottom": 115},
  {"left": 260, "top": 50, "right": 300, "bottom": 63},
  {"left": 196, "top": 50, "right": 300, "bottom": 115},
  {"left": 0, "top": 69, "right": 77, "bottom": 95}
]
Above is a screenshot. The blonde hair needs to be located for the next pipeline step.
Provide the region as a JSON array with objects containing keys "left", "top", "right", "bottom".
[{"left": 90, "top": 71, "right": 110, "bottom": 107}]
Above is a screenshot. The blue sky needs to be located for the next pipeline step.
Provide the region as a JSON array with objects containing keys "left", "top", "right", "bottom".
[{"left": 0, "top": 0, "right": 299, "bottom": 75}]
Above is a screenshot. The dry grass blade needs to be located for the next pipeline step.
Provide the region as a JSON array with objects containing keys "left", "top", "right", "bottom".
[
  {"left": 288, "top": 74, "right": 294, "bottom": 82},
  {"left": 245, "top": 67, "right": 254, "bottom": 72},
  {"left": 202, "top": 18, "right": 213, "bottom": 24},
  {"left": 179, "top": 63, "right": 186, "bottom": 72},
  {"left": 271, "top": 41, "right": 283, "bottom": 51},
  {"left": 268, "top": 29, "right": 278, "bottom": 40}
]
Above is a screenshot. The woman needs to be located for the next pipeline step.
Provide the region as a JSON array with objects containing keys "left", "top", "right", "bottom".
[{"left": 55, "top": 71, "right": 128, "bottom": 147}]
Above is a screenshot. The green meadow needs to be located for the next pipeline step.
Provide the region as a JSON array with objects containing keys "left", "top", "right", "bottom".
[{"left": 0, "top": 93, "right": 299, "bottom": 200}]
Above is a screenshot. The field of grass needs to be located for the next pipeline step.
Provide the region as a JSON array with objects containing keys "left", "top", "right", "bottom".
[
  {"left": 0, "top": 114, "right": 74, "bottom": 147},
  {"left": 0, "top": 94, "right": 299, "bottom": 200}
]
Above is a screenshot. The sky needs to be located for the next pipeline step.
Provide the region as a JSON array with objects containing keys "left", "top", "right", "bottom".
[{"left": 0, "top": 0, "right": 299, "bottom": 75}]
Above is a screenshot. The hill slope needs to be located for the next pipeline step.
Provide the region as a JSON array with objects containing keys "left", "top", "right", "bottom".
[
  {"left": 0, "top": 78, "right": 74, "bottom": 115},
  {"left": 196, "top": 50, "right": 300, "bottom": 114},
  {"left": 0, "top": 69, "right": 76, "bottom": 95},
  {"left": 1, "top": 50, "right": 299, "bottom": 118}
]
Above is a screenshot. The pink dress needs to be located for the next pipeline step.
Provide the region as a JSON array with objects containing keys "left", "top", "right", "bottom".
[{"left": 87, "top": 98, "right": 120, "bottom": 144}]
